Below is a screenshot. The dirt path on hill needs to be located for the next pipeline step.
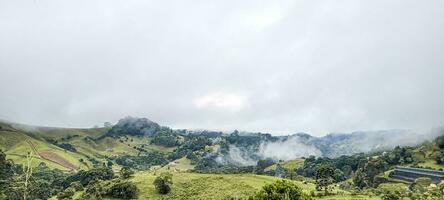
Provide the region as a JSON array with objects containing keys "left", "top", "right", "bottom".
[
  {"left": 24, "top": 139, "right": 78, "bottom": 171},
  {"left": 39, "top": 151, "right": 78, "bottom": 171}
]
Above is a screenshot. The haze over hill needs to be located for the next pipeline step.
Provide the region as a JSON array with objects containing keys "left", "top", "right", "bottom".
[{"left": 2, "top": 116, "right": 443, "bottom": 164}]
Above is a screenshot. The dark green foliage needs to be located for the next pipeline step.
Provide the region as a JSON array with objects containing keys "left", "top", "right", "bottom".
[
  {"left": 57, "top": 187, "right": 75, "bottom": 200},
  {"left": 153, "top": 172, "right": 173, "bottom": 194},
  {"left": 382, "top": 146, "right": 414, "bottom": 165},
  {"left": 431, "top": 150, "right": 444, "bottom": 164},
  {"left": 257, "top": 158, "right": 275, "bottom": 170},
  {"left": 226, "top": 131, "right": 274, "bottom": 146},
  {"left": 360, "top": 158, "right": 387, "bottom": 187},
  {"left": 169, "top": 136, "right": 213, "bottom": 160},
  {"left": 81, "top": 181, "right": 104, "bottom": 200},
  {"left": 0, "top": 149, "right": 14, "bottom": 192},
  {"left": 107, "top": 160, "right": 113, "bottom": 168},
  {"left": 381, "top": 191, "right": 402, "bottom": 200},
  {"left": 120, "top": 167, "right": 134, "bottom": 179},
  {"left": 150, "top": 130, "right": 179, "bottom": 147},
  {"left": 248, "top": 180, "right": 311, "bottom": 200},
  {"left": 373, "top": 176, "right": 388, "bottom": 187},
  {"left": 63, "top": 167, "right": 114, "bottom": 187},
  {"left": 436, "top": 135, "right": 444, "bottom": 149},
  {"left": 353, "top": 169, "right": 368, "bottom": 189},
  {"left": 297, "top": 155, "right": 355, "bottom": 182},
  {"left": 32, "top": 162, "right": 67, "bottom": 190},
  {"left": 57, "top": 143, "right": 77, "bottom": 152},
  {"left": 315, "top": 166, "right": 335, "bottom": 195},
  {"left": 105, "top": 116, "right": 161, "bottom": 137},
  {"left": 115, "top": 152, "right": 168, "bottom": 170},
  {"left": 106, "top": 181, "right": 138, "bottom": 199},
  {"left": 3, "top": 162, "right": 67, "bottom": 200},
  {"left": 47, "top": 139, "right": 78, "bottom": 152},
  {"left": 70, "top": 181, "right": 83, "bottom": 191}
]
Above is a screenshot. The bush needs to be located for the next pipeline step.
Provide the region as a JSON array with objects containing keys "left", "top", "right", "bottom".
[
  {"left": 57, "top": 188, "right": 75, "bottom": 200},
  {"left": 63, "top": 168, "right": 114, "bottom": 187},
  {"left": 381, "top": 191, "right": 401, "bottom": 200},
  {"left": 70, "top": 181, "right": 83, "bottom": 191},
  {"left": 106, "top": 181, "right": 138, "bottom": 199},
  {"left": 153, "top": 172, "right": 173, "bottom": 194},
  {"left": 81, "top": 181, "right": 103, "bottom": 200},
  {"left": 120, "top": 167, "right": 134, "bottom": 179},
  {"left": 248, "top": 180, "right": 311, "bottom": 200}
]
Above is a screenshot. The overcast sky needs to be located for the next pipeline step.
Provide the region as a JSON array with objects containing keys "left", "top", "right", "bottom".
[{"left": 1, "top": 0, "right": 444, "bottom": 136}]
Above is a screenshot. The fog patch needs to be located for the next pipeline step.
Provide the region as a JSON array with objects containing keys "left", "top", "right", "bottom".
[
  {"left": 227, "top": 145, "right": 257, "bottom": 166},
  {"left": 259, "top": 136, "right": 322, "bottom": 160}
]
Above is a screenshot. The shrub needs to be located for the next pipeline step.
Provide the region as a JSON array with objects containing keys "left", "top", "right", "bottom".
[
  {"left": 153, "top": 172, "right": 173, "bottom": 194},
  {"left": 120, "top": 167, "right": 134, "bottom": 179},
  {"left": 248, "top": 180, "right": 311, "bottom": 200},
  {"left": 106, "top": 181, "right": 138, "bottom": 199},
  {"left": 57, "top": 188, "right": 75, "bottom": 200},
  {"left": 70, "top": 181, "right": 83, "bottom": 191},
  {"left": 381, "top": 191, "right": 401, "bottom": 200},
  {"left": 63, "top": 168, "right": 114, "bottom": 187},
  {"left": 81, "top": 181, "right": 103, "bottom": 200}
]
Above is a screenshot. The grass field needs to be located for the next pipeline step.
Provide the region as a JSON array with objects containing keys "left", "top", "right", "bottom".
[
  {"left": 265, "top": 159, "right": 305, "bottom": 172},
  {"left": 98, "top": 171, "right": 380, "bottom": 200}
]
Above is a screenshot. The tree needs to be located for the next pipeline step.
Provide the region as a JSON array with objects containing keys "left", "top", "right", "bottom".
[
  {"left": 436, "top": 135, "right": 444, "bottom": 149},
  {"left": 153, "top": 172, "right": 173, "bottom": 194},
  {"left": 431, "top": 151, "right": 444, "bottom": 164},
  {"left": 353, "top": 169, "right": 368, "bottom": 189},
  {"left": 57, "top": 188, "right": 75, "bottom": 200},
  {"left": 107, "top": 160, "right": 113, "bottom": 168},
  {"left": 315, "top": 166, "right": 335, "bottom": 195},
  {"left": 120, "top": 167, "right": 134, "bottom": 179},
  {"left": 248, "top": 180, "right": 311, "bottom": 200},
  {"left": 106, "top": 181, "right": 138, "bottom": 199},
  {"left": 0, "top": 149, "right": 14, "bottom": 193},
  {"left": 104, "top": 122, "right": 113, "bottom": 128}
]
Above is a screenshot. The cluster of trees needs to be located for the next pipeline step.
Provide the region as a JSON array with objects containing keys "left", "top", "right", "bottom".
[
  {"left": 168, "top": 135, "right": 213, "bottom": 161},
  {"left": 430, "top": 135, "right": 444, "bottom": 164},
  {"left": 115, "top": 152, "right": 169, "bottom": 170},
  {"left": 0, "top": 150, "right": 140, "bottom": 200},
  {"left": 47, "top": 139, "right": 78, "bottom": 152},
  {"left": 1, "top": 150, "right": 69, "bottom": 199},
  {"left": 150, "top": 130, "right": 179, "bottom": 147},
  {"left": 294, "top": 145, "right": 418, "bottom": 190}
]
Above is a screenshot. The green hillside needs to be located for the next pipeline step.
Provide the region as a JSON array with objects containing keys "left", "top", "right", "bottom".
[{"left": 2, "top": 118, "right": 444, "bottom": 200}]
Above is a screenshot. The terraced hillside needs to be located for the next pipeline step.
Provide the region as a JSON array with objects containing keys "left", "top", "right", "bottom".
[{"left": 389, "top": 166, "right": 444, "bottom": 183}]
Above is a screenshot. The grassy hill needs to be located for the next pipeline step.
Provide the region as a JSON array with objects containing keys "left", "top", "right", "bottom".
[
  {"left": 58, "top": 170, "right": 378, "bottom": 200},
  {"left": 0, "top": 121, "right": 164, "bottom": 171}
]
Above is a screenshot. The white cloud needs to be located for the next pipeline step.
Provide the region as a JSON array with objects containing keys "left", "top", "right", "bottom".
[{"left": 194, "top": 92, "right": 246, "bottom": 111}]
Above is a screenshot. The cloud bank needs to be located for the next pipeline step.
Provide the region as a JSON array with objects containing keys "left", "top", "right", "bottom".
[{"left": 1, "top": 0, "right": 444, "bottom": 135}]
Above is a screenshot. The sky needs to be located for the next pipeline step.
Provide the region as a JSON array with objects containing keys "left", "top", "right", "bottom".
[{"left": 1, "top": 0, "right": 444, "bottom": 136}]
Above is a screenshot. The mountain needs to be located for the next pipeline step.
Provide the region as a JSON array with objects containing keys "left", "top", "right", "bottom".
[
  {"left": 299, "top": 129, "right": 442, "bottom": 157},
  {"left": 0, "top": 117, "right": 441, "bottom": 172},
  {"left": 2, "top": 117, "right": 444, "bottom": 200}
]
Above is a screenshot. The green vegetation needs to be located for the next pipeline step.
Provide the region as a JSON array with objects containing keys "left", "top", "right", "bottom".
[
  {"left": 249, "top": 180, "right": 311, "bottom": 200},
  {"left": 2, "top": 118, "right": 444, "bottom": 199},
  {"left": 153, "top": 172, "right": 173, "bottom": 194}
]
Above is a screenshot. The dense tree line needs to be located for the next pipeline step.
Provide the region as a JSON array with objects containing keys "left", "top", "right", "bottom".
[{"left": 115, "top": 152, "right": 169, "bottom": 170}]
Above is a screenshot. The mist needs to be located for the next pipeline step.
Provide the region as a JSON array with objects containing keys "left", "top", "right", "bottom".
[
  {"left": 1, "top": 1, "right": 444, "bottom": 136},
  {"left": 258, "top": 137, "right": 322, "bottom": 160}
]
